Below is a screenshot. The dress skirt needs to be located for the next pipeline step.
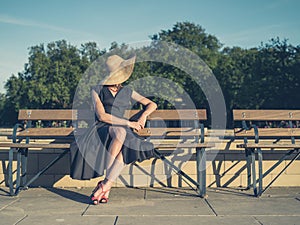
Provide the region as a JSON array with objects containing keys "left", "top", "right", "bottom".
[{"left": 70, "top": 121, "right": 154, "bottom": 180}]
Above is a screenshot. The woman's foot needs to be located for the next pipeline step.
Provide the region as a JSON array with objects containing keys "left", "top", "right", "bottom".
[
  {"left": 90, "top": 180, "right": 112, "bottom": 205},
  {"left": 99, "top": 189, "right": 110, "bottom": 203},
  {"left": 90, "top": 181, "right": 103, "bottom": 205}
]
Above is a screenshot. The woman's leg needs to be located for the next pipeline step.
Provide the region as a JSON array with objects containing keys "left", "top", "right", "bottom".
[
  {"left": 105, "top": 126, "right": 126, "bottom": 173},
  {"left": 93, "top": 126, "right": 126, "bottom": 199}
]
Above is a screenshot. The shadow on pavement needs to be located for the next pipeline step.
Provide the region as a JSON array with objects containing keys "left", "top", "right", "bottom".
[
  {"left": 0, "top": 187, "right": 10, "bottom": 196},
  {"left": 45, "top": 187, "right": 91, "bottom": 204}
]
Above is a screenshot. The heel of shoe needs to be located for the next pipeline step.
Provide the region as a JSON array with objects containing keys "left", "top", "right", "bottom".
[{"left": 99, "top": 196, "right": 109, "bottom": 203}]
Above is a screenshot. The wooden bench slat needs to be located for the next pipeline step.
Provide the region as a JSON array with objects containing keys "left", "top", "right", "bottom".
[
  {"left": 127, "top": 109, "right": 207, "bottom": 120},
  {"left": 18, "top": 109, "right": 75, "bottom": 120},
  {"left": 0, "top": 143, "right": 71, "bottom": 149},
  {"left": 237, "top": 143, "right": 300, "bottom": 149},
  {"left": 234, "top": 128, "right": 300, "bottom": 137},
  {"left": 233, "top": 110, "right": 300, "bottom": 121},
  {"left": 136, "top": 127, "right": 203, "bottom": 137},
  {"left": 154, "top": 142, "right": 214, "bottom": 149},
  {"left": 17, "top": 128, "right": 75, "bottom": 137}
]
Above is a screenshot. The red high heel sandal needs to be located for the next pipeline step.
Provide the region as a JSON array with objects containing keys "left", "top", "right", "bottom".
[
  {"left": 90, "top": 181, "right": 103, "bottom": 205},
  {"left": 90, "top": 181, "right": 110, "bottom": 205}
]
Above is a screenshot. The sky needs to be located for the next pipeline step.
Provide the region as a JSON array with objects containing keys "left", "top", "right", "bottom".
[{"left": 0, "top": 0, "right": 299, "bottom": 93}]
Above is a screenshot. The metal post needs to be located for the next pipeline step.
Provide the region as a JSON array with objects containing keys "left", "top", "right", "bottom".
[
  {"left": 8, "top": 147, "right": 14, "bottom": 196},
  {"left": 21, "top": 148, "right": 28, "bottom": 187},
  {"left": 245, "top": 148, "right": 252, "bottom": 189},
  {"left": 197, "top": 147, "right": 207, "bottom": 198},
  {"left": 257, "top": 148, "right": 263, "bottom": 196},
  {"left": 251, "top": 149, "right": 257, "bottom": 196},
  {"left": 16, "top": 149, "right": 21, "bottom": 195}
]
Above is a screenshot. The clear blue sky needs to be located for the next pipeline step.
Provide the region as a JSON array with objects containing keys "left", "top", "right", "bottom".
[{"left": 0, "top": 0, "right": 299, "bottom": 93}]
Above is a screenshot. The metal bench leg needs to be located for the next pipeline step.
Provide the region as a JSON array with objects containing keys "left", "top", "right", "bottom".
[
  {"left": 197, "top": 147, "right": 207, "bottom": 198},
  {"left": 15, "top": 149, "right": 22, "bottom": 195},
  {"left": 21, "top": 148, "right": 28, "bottom": 188},
  {"left": 251, "top": 149, "right": 258, "bottom": 196},
  {"left": 257, "top": 148, "right": 263, "bottom": 196},
  {"left": 8, "top": 147, "right": 14, "bottom": 196},
  {"left": 245, "top": 148, "right": 252, "bottom": 189}
]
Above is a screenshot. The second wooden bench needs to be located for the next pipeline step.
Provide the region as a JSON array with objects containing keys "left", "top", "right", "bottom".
[{"left": 233, "top": 109, "right": 300, "bottom": 196}]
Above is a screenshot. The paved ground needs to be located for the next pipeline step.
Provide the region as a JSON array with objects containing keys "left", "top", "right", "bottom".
[{"left": 0, "top": 186, "right": 300, "bottom": 225}]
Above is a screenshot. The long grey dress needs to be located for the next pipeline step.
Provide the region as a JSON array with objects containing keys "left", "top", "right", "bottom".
[{"left": 70, "top": 85, "right": 154, "bottom": 180}]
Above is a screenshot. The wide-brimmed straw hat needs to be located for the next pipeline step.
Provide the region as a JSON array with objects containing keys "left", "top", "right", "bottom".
[{"left": 101, "top": 54, "right": 136, "bottom": 85}]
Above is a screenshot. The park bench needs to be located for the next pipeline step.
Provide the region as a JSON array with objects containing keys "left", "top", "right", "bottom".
[
  {"left": 0, "top": 109, "right": 214, "bottom": 197},
  {"left": 233, "top": 109, "right": 300, "bottom": 197}
]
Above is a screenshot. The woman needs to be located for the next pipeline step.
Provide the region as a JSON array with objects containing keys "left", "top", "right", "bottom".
[{"left": 89, "top": 54, "right": 157, "bottom": 204}]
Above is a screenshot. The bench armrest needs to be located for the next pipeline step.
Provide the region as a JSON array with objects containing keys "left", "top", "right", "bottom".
[
  {"left": 200, "top": 123, "right": 205, "bottom": 143},
  {"left": 12, "top": 123, "right": 25, "bottom": 143},
  {"left": 240, "top": 122, "right": 259, "bottom": 144},
  {"left": 252, "top": 124, "right": 259, "bottom": 143}
]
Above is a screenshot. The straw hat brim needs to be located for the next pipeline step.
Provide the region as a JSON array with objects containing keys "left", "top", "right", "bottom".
[{"left": 102, "top": 55, "right": 136, "bottom": 85}]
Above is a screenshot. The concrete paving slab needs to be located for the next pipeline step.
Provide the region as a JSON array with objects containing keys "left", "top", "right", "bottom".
[
  {"left": 116, "top": 215, "right": 259, "bottom": 225},
  {"left": 263, "top": 187, "right": 300, "bottom": 198},
  {"left": 10, "top": 196, "right": 88, "bottom": 216},
  {"left": 16, "top": 214, "right": 116, "bottom": 225},
  {"left": 207, "top": 187, "right": 300, "bottom": 199},
  {"left": 207, "top": 197, "right": 300, "bottom": 216},
  {"left": 255, "top": 216, "right": 300, "bottom": 225},
  {"left": 142, "top": 187, "right": 199, "bottom": 199},
  {"left": 205, "top": 189, "right": 254, "bottom": 199},
  {"left": 85, "top": 198, "right": 214, "bottom": 216},
  {"left": 0, "top": 196, "right": 18, "bottom": 211},
  {"left": 105, "top": 187, "right": 145, "bottom": 201},
  {"left": 17, "top": 187, "right": 92, "bottom": 198},
  {"left": 0, "top": 205, "right": 26, "bottom": 225}
]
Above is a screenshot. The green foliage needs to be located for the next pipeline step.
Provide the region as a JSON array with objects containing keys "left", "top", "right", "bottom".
[{"left": 3, "top": 40, "right": 105, "bottom": 124}]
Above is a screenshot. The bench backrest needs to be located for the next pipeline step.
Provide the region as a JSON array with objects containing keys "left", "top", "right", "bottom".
[
  {"left": 16, "top": 109, "right": 208, "bottom": 142},
  {"left": 130, "top": 109, "right": 207, "bottom": 142},
  {"left": 233, "top": 110, "right": 300, "bottom": 141},
  {"left": 233, "top": 110, "right": 300, "bottom": 121}
]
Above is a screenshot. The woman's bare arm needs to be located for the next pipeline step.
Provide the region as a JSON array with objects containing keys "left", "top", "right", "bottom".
[
  {"left": 131, "top": 90, "right": 157, "bottom": 128},
  {"left": 92, "top": 90, "right": 143, "bottom": 131}
]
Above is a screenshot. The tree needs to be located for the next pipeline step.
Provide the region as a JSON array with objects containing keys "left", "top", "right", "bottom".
[
  {"left": 255, "top": 38, "right": 300, "bottom": 109},
  {"left": 151, "top": 21, "right": 222, "bottom": 68},
  {"left": 3, "top": 40, "right": 105, "bottom": 125},
  {"left": 145, "top": 22, "right": 223, "bottom": 109}
]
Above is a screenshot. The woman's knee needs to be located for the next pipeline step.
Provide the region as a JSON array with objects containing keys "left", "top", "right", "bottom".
[{"left": 109, "top": 126, "right": 126, "bottom": 142}]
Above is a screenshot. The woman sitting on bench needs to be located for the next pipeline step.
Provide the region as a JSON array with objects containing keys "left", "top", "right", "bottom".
[{"left": 71, "top": 54, "right": 157, "bottom": 204}]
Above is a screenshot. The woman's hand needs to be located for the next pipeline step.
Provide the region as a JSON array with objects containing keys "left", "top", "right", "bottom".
[
  {"left": 128, "top": 121, "right": 143, "bottom": 131},
  {"left": 137, "top": 115, "right": 147, "bottom": 129}
]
